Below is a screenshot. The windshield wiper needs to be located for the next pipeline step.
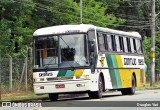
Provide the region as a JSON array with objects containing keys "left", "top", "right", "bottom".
[{"left": 60, "top": 55, "right": 76, "bottom": 71}]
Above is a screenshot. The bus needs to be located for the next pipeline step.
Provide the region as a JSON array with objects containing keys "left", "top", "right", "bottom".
[{"left": 32, "top": 24, "right": 146, "bottom": 101}]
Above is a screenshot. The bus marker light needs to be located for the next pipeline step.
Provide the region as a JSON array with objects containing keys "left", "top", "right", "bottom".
[{"left": 85, "top": 75, "right": 90, "bottom": 79}]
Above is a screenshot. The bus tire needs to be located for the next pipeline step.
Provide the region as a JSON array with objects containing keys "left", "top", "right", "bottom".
[
  {"left": 49, "top": 93, "right": 58, "bottom": 101},
  {"left": 88, "top": 76, "right": 103, "bottom": 99},
  {"left": 121, "top": 75, "right": 136, "bottom": 95}
]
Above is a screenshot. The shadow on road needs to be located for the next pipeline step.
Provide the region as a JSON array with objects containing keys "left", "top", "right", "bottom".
[{"left": 43, "top": 93, "right": 122, "bottom": 102}]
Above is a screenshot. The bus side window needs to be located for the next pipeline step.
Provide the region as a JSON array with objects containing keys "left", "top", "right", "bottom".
[
  {"left": 111, "top": 35, "right": 116, "bottom": 51},
  {"left": 133, "top": 39, "right": 137, "bottom": 53},
  {"left": 104, "top": 34, "right": 108, "bottom": 51},
  {"left": 126, "top": 37, "right": 131, "bottom": 52},
  {"left": 107, "top": 34, "right": 113, "bottom": 51},
  {"left": 123, "top": 37, "right": 128, "bottom": 53},
  {"left": 136, "top": 39, "right": 142, "bottom": 54},
  {"left": 130, "top": 38, "right": 135, "bottom": 53},
  {"left": 97, "top": 32, "right": 105, "bottom": 51},
  {"left": 115, "top": 35, "right": 120, "bottom": 52},
  {"left": 119, "top": 36, "right": 124, "bottom": 52}
]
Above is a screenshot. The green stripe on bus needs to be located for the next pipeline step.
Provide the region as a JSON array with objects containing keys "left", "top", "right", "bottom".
[
  {"left": 106, "top": 54, "right": 117, "bottom": 88},
  {"left": 57, "top": 70, "right": 67, "bottom": 77},
  {"left": 65, "top": 70, "right": 75, "bottom": 76},
  {"left": 106, "top": 54, "right": 122, "bottom": 88},
  {"left": 111, "top": 55, "right": 122, "bottom": 88}
]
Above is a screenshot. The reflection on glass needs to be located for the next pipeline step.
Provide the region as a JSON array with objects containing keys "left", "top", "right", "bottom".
[
  {"left": 35, "top": 36, "right": 58, "bottom": 67},
  {"left": 60, "top": 34, "right": 88, "bottom": 67}
]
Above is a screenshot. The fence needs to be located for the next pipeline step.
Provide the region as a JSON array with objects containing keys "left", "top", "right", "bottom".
[{"left": 0, "top": 56, "right": 33, "bottom": 100}]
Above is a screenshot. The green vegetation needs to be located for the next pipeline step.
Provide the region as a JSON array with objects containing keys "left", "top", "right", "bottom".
[
  {"left": 0, "top": 0, "right": 125, "bottom": 58},
  {"left": 137, "top": 82, "right": 160, "bottom": 90},
  {"left": 1, "top": 91, "right": 48, "bottom": 101}
]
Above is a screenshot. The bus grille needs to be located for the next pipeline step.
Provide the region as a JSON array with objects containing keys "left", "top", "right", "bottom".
[{"left": 47, "top": 76, "right": 75, "bottom": 81}]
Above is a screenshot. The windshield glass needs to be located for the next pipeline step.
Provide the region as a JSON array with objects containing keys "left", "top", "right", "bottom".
[
  {"left": 60, "top": 34, "right": 89, "bottom": 67},
  {"left": 34, "top": 34, "right": 89, "bottom": 68},
  {"left": 35, "top": 36, "right": 58, "bottom": 67}
]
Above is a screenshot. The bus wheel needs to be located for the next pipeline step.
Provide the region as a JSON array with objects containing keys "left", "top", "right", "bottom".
[
  {"left": 88, "top": 76, "right": 103, "bottom": 99},
  {"left": 49, "top": 93, "right": 58, "bottom": 101},
  {"left": 121, "top": 76, "right": 136, "bottom": 95}
]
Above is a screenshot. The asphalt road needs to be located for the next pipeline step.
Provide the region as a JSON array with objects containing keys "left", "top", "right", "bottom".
[{"left": 0, "top": 89, "right": 160, "bottom": 110}]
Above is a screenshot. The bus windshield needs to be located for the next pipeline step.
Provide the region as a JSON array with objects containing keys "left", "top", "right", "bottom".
[
  {"left": 59, "top": 34, "right": 88, "bottom": 67},
  {"left": 34, "top": 34, "right": 89, "bottom": 68}
]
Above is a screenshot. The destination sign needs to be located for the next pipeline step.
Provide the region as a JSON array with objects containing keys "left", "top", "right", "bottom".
[{"left": 124, "top": 58, "right": 144, "bottom": 66}]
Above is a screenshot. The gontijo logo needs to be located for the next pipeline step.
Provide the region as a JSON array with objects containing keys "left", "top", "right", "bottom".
[{"left": 100, "top": 57, "right": 105, "bottom": 67}]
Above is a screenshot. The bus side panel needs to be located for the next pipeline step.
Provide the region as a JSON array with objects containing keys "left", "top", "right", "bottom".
[
  {"left": 105, "top": 54, "right": 145, "bottom": 89},
  {"left": 97, "top": 55, "right": 113, "bottom": 89},
  {"left": 106, "top": 54, "right": 122, "bottom": 89}
]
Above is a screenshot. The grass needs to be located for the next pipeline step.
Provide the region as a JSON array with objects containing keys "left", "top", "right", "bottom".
[
  {"left": 137, "top": 81, "right": 160, "bottom": 90},
  {"left": 1, "top": 91, "right": 48, "bottom": 101}
]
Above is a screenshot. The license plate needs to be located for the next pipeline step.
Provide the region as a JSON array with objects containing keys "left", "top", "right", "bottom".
[{"left": 55, "top": 84, "right": 65, "bottom": 88}]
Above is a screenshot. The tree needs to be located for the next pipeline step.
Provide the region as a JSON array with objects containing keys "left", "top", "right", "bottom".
[{"left": 0, "top": 0, "right": 34, "bottom": 57}]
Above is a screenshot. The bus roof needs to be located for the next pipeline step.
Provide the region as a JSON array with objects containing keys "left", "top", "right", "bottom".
[{"left": 33, "top": 24, "right": 141, "bottom": 38}]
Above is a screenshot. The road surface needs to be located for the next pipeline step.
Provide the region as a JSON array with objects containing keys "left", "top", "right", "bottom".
[{"left": 0, "top": 89, "right": 160, "bottom": 110}]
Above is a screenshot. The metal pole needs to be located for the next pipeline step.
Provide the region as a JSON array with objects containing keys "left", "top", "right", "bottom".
[
  {"left": 0, "top": 50, "right": 1, "bottom": 100},
  {"left": 150, "top": 0, "right": 156, "bottom": 86},
  {"left": 25, "top": 57, "right": 28, "bottom": 91},
  {"left": 80, "top": 0, "right": 82, "bottom": 23},
  {"left": 9, "top": 56, "right": 12, "bottom": 92}
]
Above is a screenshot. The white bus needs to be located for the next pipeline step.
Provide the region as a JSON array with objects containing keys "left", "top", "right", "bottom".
[{"left": 32, "top": 24, "right": 146, "bottom": 101}]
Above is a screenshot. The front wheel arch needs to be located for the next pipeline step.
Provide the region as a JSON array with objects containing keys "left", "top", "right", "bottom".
[
  {"left": 88, "top": 74, "right": 104, "bottom": 99},
  {"left": 100, "top": 72, "right": 105, "bottom": 91}
]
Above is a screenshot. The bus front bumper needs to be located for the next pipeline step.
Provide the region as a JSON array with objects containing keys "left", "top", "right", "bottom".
[{"left": 33, "top": 80, "right": 90, "bottom": 94}]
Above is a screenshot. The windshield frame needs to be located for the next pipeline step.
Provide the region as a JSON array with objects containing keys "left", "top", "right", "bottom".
[{"left": 33, "top": 32, "right": 90, "bottom": 69}]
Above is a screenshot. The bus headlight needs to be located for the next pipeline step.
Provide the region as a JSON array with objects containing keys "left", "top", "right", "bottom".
[{"left": 35, "top": 78, "right": 45, "bottom": 82}]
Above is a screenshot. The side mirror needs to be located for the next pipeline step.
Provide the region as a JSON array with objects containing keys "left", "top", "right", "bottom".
[
  {"left": 91, "top": 64, "right": 95, "bottom": 73},
  {"left": 89, "top": 41, "right": 96, "bottom": 73},
  {"left": 89, "top": 41, "right": 95, "bottom": 52}
]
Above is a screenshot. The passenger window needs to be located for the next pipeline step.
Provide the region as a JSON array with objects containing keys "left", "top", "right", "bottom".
[
  {"left": 115, "top": 35, "right": 120, "bottom": 52},
  {"left": 133, "top": 39, "right": 137, "bottom": 53},
  {"left": 119, "top": 36, "right": 124, "bottom": 52},
  {"left": 107, "top": 35, "right": 113, "bottom": 51},
  {"left": 123, "top": 37, "right": 128, "bottom": 53},
  {"left": 104, "top": 34, "right": 108, "bottom": 51},
  {"left": 111, "top": 35, "right": 116, "bottom": 51},
  {"left": 130, "top": 38, "right": 135, "bottom": 53},
  {"left": 136, "top": 39, "right": 142, "bottom": 54},
  {"left": 97, "top": 32, "right": 105, "bottom": 51},
  {"left": 126, "top": 37, "right": 131, "bottom": 52}
]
